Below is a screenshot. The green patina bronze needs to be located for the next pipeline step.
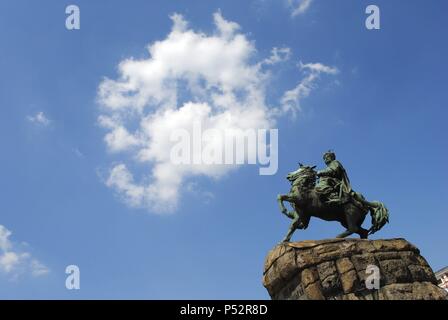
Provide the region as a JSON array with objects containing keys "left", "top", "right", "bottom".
[{"left": 277, "top": 151, "right": 389, "bottom": 242}]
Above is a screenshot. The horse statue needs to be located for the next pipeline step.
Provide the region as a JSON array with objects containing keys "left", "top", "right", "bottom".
[{"left": 277, "top": 164, "right": 389, "bottom": 242}]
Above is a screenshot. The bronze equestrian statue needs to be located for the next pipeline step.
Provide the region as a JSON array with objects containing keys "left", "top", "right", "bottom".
[{"left": 277, "top": 151, "right": 389, "bottom": 242}]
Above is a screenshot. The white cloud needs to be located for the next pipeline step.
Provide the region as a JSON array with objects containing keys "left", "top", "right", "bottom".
[
  {"left": 72, "top": 147, "right": 85, "bottom": 159},
  {"left": 0, "top": 252, "right": 24, "bottom": 273},
  {"left": 288, "top": 0, "right": 313, "bottom": 17},
  {"left": 186, "top": 182, "right": 215, "bottom": 204},
  {"left": 0, "top": 225, "right": 49, "bottom": 278},
  {"left": 300, "top": 61, "right": 339, "bottom": 74},
  {"left": 27, "top": 111, "right": 51, "bottom": 126},
  {"left": 213, "top": 10, "right": 240, "bottom": 39},
  {"left": 98, "top": 12, "right": 337, "bottom": 213},
  {"left": 106, "top": 164, "right": 146, "bottom": 208},
  {"left": 262, "top": 47, "right": 291, "bottom": 65},
  {"left": 30, "top": 259, "right": 50, "bottom": 277},
  {"left": 281, "top": 61, "right": 338, "bottom": 116},
  {"left": 98, "top": 115, "right": 141, "bottom": 152},
  {"left": 0, "top": 226, "right": 12, "bottom": 251}
]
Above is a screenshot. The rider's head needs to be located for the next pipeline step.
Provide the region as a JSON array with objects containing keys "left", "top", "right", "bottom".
[{"left": 323, "top": 150, "right": 336, "bottom": 165}]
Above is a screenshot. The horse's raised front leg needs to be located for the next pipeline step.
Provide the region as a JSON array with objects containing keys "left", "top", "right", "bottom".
[
  {"left": 277, "top": 193, "right": 299, "bottom": 217},
  {"left": 277, "top": 193, "right": 301, "bottom": 242},
  {"left": 277, "top": 194, "right": 293, "bottom": 218}
]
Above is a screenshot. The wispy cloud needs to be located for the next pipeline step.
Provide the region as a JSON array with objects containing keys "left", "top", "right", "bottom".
[
  {"left": 72, "top": 148, "right": 85, "bottom": 159},
  {"left": 281, "top": 61, "right": 339, "bottom": 116},
  {"left": 186, "top": 182, "right": 215, "bottom": 204},
  {"left": 27, "top": 111, "right": 51, "bottom": 126},
  {"left": 30, "top": 259, "right": 50, "bottom": 277},
  {"left": 262, "top": 47, "right": 292, "bottom": 65},
  {"left": 0, "top": 225, "right": 49, "bottom": 279},
  {"left": 288, "top": 0, "right": 313, "bottom": 17}
]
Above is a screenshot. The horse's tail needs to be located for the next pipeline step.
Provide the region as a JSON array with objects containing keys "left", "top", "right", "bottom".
[
  {"left": 366, "top": 201, "right": 389, "bottom": 235},
  {"left": 353, "top": 194, "right": 389, "bottom": 235}
]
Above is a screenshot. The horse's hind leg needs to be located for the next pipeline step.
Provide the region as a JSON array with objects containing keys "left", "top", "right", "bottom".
[
  {"left": 343, "top": 210, "right": 369, "bottom": 239},
  {"left": 336, "top": 229, "right": 353, "bottom": 238},
  {"left": 336, "top": 225, "right": 367, "bottom": 239},
  {"left": 357, "top": 227, "right": 369, "bottom": 239},
  {"left": 335, "top": 220, "right": 352, "bottom": 238}
]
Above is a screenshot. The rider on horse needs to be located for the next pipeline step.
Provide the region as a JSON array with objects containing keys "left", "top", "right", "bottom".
[
  {"left": 315, "top": 151, "right": 352, "bottom": 205},
  {"left": 277, "top": 151, "right": 389, "bottom": 241}
]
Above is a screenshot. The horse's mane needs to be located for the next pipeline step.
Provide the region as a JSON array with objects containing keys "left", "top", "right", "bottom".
[{"left": 291, "top": 167, "right": 317, "bottom": 191}]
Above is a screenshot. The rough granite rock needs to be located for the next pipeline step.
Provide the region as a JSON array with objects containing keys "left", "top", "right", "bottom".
[{"left": 262, "top": 238, "right": 447, "bottom": 300}]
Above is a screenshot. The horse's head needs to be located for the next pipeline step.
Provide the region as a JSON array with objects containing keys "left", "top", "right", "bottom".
[{"left": 286, "top": 163, "right": 317, "bottom": 188}]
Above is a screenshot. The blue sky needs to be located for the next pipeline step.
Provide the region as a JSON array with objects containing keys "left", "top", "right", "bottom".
[{"left": 0, "top": 0, "right": 447, "bottom": 299}]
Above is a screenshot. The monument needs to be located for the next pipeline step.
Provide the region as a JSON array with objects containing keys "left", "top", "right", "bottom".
[{"left": 263, "top": 151, "right": 447, "bottom": 300}]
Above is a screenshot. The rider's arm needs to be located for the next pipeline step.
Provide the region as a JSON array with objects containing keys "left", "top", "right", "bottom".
[{"left": 317, "top": 161, "right": 341, "bottom": 177}]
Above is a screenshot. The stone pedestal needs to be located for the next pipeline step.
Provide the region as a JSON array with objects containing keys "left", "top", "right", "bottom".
[{"left": 262, "top": 238, "right": 447, "bottom": 300}]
